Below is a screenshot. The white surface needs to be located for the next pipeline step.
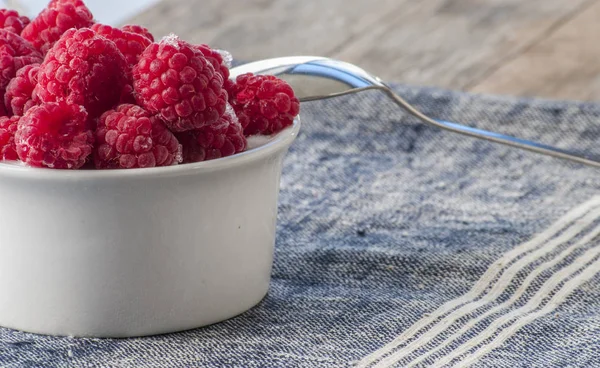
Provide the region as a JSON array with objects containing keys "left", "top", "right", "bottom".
[
  {"left": 0, "top": 119, "right": 300, "bottom": 337},
  {"left": 2, "top": 0, "right": 161, "bottom": 25}
]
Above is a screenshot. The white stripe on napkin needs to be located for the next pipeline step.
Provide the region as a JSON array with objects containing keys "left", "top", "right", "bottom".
[
  {"left": 454, "top": 254, "right": 600, "bottom": 368},
  {"left": 355, "top": 196, "right": 600, "bottom": 368},
  {"left": 431, "top": 229, "right": 600, "bottom": 367},
  {"left": 405, "top": 218, "right": 600, "bottom": 368}
]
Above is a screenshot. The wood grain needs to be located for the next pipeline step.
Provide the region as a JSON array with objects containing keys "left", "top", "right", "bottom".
[
  {"left": 127, "top": 0, "right": 600, "bottom": 100},
  {"left": 331, "top": 0, "right": 594, "bottom": 88},
  {"left": 470, "top": 0, "right": 600, "bottom": 101},
  {"left": 125, "top": 0, "right": 407, "bottom": 59}
]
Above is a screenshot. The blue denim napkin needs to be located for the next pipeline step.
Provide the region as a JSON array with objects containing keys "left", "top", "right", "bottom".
[{"left": 3, "top": 85, "right": 600, "bottom": 368}]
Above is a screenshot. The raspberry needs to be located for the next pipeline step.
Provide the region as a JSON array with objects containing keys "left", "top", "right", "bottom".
[
  {"left": 37, "top": 28, "right": 129, "bottom": 118},
  {"left": 0, "top": 29, "right": 42, "bottom": 92},
  {"left": 121, "top": 24, "right": 154, "bottom": 42},
  {"left": 195, "top": 44, "right": 230, "bottom": 82},
  {"left": 94, "top": 104, "right": 182, "bottom": 169},
  {"left": 91, "top": 24, "right": 151, "bottom": 68},
  {"left": 177, "top": 105, "right": 246, "bottom": 163},
  {"left": 15, "top": 101, "right": 93, "bottom": 169},
  {"left": 21, "top": 0, "right": 94, "bottom": 54},
  {"left": 0, "top": 9, "right": 30, "bottom": 35},
  {"left": 4, "top": 63, "right": 40, "bottom": 116},
  {"left": 0, "top": 115, "right": 19, "bottom": 160},
  {"left": 227, "top": 73, "right": 300, "bottom": 136},
  {"left": 133, "top": 34, "right": 227, "bottom": 132}
]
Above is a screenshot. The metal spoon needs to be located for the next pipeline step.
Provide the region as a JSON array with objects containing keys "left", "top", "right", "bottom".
[{"left": 231, "top": 56, "right": 600, "bottom": 168}]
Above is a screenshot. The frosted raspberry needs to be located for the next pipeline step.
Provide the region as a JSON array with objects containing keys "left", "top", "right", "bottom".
[
  {"left": 0, "top": 9, "right": 30, "bottom": 35},
  {"left": 5, "top": 64, "right": 40, "bottom": 116},
  {"left": 21, "top": 0, "right": 94, "bottom": 54},
  {"left": 195, "top": 44, "right": 230, "bottom": 82},
  {"left": 94, "top": 104, "right": 182, "bottom": 169},
  {"left": 36, "top": 28, "right": 129, "bottom": 118},
  {"left": 133, "top": 34, "right": 227, "bottom": 132},
  {"left": 91, "top": 24, "right": 151, "bottom": 68},
  {"left": 15, "top": 101, "right": 93, "bottom": 169},
  {"left": 177, "top": 105, "right": 246, "bottom": 163},
  {"left": 121, "top": 24, "right": 154, "bottom": 42},
  {"left": 0, "top": 29, "right": 42, "bottom": 93},
  {"left": 0, "top": 115, "right": 19, "bottom": 160},
  {"left": 227, "top": 73, "right": 300, "bottom": 136}
]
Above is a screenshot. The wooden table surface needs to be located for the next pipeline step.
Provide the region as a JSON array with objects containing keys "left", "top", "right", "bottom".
[{"left": 127, "top": 0, "right": 600, "bottom": 102}]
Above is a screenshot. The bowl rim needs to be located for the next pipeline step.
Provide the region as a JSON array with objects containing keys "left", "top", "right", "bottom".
[{"left": 0, "top": 117, "right": 301, "bottom": 180}]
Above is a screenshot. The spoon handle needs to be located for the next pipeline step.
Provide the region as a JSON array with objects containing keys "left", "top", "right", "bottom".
[
  {"left": 379, "top": 85, "right": 600, "bottom": 168},
  {"left": 231, "top": 57, "right": 600, "bottom": 168}
]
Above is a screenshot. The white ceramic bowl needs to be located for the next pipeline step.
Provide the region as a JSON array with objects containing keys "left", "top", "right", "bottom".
[{"left": 0, "top": 118, "right": 300, "bottom": 337}]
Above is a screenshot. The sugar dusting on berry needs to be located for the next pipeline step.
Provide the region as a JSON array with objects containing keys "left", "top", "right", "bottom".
[
  {"left": 216, "top": 49, "right": 233, "bottom": 68},
  {"left": 224, "top": 103, "right": 236, "bottom": 122},
  {"left": 161, "top": 33, "right": 181, "bottom": 48}
]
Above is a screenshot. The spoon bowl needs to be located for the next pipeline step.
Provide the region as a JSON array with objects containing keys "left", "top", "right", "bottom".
[{"left": 233, "top": 56, "right": 600, "bottom": 168}]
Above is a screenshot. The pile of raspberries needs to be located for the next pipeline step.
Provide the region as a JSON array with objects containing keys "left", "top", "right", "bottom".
[{"left": 0, "top": 0, "right": 300, "bottom": 170}]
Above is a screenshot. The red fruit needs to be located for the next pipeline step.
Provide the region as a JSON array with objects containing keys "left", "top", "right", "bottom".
[
  {"left": 91, "top": 23, "right": 151, "bottom": 68},
  {"left": 195, "top": 44, "right": 230, "bottom": 82},
  {"left": 227, "top": 73, "right": 300, "bottom": 136},
  {"left": 121, "top": 24, "right": 154, "bottom": 42},
  {"left": 177, "top": 105, "right": 246, "bottom": 163},
  {"left": 36, "top": 28, "right": 129, "bottom": 118},
  {"left": 21, "top": 0, "right": 94, "bottom": 54},
  {"left": 4, "top": 63, "right": 40, "bottom": 116},
  {"left": 15, "top": 101, "right": 93, "bottom": 169},
  {"left": 0, "top": 29, "right": 42, "bottom": 93},
  {"left": 0, "top": 115, "right": 19, "bottom": 160},
  {"left": 94, "top": 104, "right": 182, "bottom": 169},
  {"left": 0, "top": 9, "right": 30, "bottom": 35},
  {"left": 133, "top": 34, "right": 227, "bottom": 132}
]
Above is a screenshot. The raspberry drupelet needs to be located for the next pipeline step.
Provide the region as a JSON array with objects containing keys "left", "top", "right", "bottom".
[
  {"left": 94, "top": 104, "right": 182, "bottom": 169},
  {"left": 0, "top": 9, "right": 30, "bottom": 35},
  {"left": 15, "top": 101, "right": 93, "bottom": 169},
  {"left": 133, "top": 34, "right": 227, "bottom": 132},
  {"left": 121, "top": 24, "right": 154, "bottom": 42},
  {"left": 0, "top": 29, "right": 43, "bottom": 94},
  {"left": 0, "top": 115, "right": 19, "bottom": 160},
  {"left": 4, "top": 63, "right": 40, "bottom": 116},
  {"left": 177, "top": 104, "right": 246, "bottom": 163},
  {"left": 90, "top": 24, "right": 151, "bottom": 69},
  {"left": 21, "top": 0, "right": 94, "bottom": 54},
  {"left": 226, "top": 73, "right": 300, "bottom": 136},
  {"left": 36, "top": 28, "right": 129, "bottom": 118},
  {"left": 195, "top": 44, "right": 230, "bottom": 83}
]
